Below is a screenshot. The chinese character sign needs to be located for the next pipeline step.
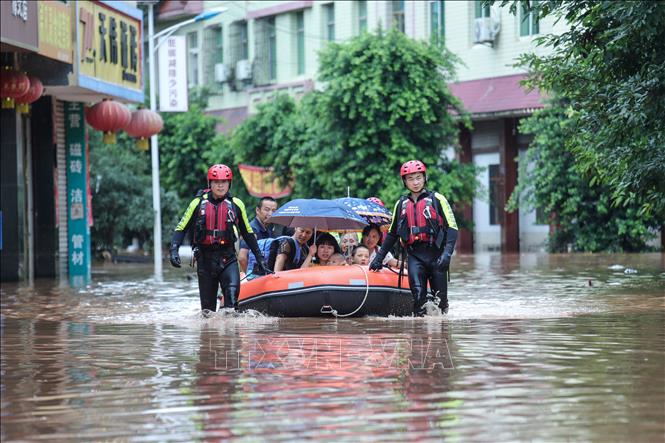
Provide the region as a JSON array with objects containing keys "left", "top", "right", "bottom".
[
  {"left": 65, "top": 102, "right": 91, "bottom": 286},
  {"left": 158, "top": 36, "right": 188, "bottom": 112},
  {"left": 78, "top": 0, "right": 142, "bottom": 92}
]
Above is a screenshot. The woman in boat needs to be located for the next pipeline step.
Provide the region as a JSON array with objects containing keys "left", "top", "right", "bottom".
[
  {"left": 168, "top": 164, "right": 269, "bottom": 312},
  {"left": 362, "top": 224, "right": 399, "bottom": 268},
  {"left": 340, "top": 233, "right": 359, "bottom": 264},
  {"left": 369, "top": 160, "right": 458, "bottom": 316},
  {"left": 273, "top": 227, "right": 315, "bottom": 272},
  {"left": 304, "top": 232, "right": 341, "bottom": 267}
]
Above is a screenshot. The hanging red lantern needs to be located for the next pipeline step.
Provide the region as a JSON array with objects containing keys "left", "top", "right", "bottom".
[
  {"left": 1, "top": 67, "right": 30, "bottom": 109},
  {"left": 85, "top": 99, "right": 131, "bottom": 144},
  {"left": 15, "top": 75, "right": 44, "bottom": 114},
  {"left": 124, "top": 108, "right": 164, "bottom": 151}
]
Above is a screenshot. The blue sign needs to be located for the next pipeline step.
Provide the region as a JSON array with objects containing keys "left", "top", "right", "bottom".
[{"left": 65, "top": 102, "right": 91, "bottom": 286}]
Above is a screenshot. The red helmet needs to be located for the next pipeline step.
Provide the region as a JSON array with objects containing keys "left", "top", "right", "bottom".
[
  {"left": 208, "top": 164, "right": 233, "bottom": 181},
  {"left": 366, "top": 197, "right": 385, "bottom": 207},
  {"left": 400, "top": 160, "right": 427, "bottom": 177}
]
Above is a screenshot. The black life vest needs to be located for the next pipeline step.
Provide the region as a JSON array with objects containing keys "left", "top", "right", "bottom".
[
  {"left": 195, "top": 195, "right": 236, "bottom": 246},
  {"left": 400, "top": 192, "right": 445, "bottom": 245}
]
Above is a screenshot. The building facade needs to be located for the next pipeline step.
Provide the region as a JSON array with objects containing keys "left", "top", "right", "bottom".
[
  {"left": 1, "top": 0, "right": 144, "bottom": 283},
  {"left": 155, "top": 0, "right": 568, "bottom": 253}
]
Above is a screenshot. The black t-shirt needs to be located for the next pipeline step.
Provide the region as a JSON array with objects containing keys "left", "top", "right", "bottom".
[{"left": 274, "top": 237, "right": 308, "bottom": 270}]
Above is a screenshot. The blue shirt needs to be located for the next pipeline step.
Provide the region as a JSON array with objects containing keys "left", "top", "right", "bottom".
[{"left": 239, "top": 218, "right": 274, "bottom": 249}]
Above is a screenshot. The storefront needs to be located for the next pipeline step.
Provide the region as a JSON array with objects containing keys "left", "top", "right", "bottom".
[{"left": 1, "top": 0, "right": 143, "bottom": 284}]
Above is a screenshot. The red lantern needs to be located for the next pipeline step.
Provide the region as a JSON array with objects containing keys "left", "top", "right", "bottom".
[
  {"left": 1, "top": 68, "right": 30, "bottom": 109},
  {"left": 124, "top": 108, "right": 164, "bottom": 151},
  {"left": 15, "top": 75, "right": 44, "bottom": 114},
  {"left": 85, "top": 99, "right": 131, "bottom": 144}
]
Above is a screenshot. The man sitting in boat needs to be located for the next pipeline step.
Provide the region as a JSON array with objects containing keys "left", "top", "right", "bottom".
[
  {"left": 369, "top": 160, "right": 458, "bottom": 316},
  {"left": 168, "top": 164, "right": 269, "bottom": 312},
  {"left": 303, "top": 232, "right": 341, "bottom": 267},
  {"left": 238, "top": 196, "right": 278, "bottom": 274},
  {"left": 273, "top": 227, "right": 315, "bottom": 272}
]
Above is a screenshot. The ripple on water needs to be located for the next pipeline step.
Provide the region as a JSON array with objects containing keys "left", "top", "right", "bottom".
[{"left": 1, "top": 254, "right": 663, "bottom": 441}]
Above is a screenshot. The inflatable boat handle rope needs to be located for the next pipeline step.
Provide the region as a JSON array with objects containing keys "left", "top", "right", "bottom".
[{"left": 323, "top": 264, "right": 371, "bottom": 318}]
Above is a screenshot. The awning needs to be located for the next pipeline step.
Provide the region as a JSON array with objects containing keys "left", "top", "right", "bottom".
[{"left": 449, "top": 74, "right": 544, "bottom": 117}]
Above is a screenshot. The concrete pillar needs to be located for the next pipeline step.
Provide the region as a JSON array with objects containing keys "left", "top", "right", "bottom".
[
  {"left": 457, "top": 125, "right": 473, "bottom": 253},
  {"left": 500, "top": 117, "right": 519, "bottom": 253}
]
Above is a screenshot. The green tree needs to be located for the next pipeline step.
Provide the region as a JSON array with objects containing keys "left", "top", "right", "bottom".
[
  {"left": 159, "top": 88, "right": 250, "bottom": 202},
  {"left": 494, "top": 0, "right": 665, "bottom": 220},
  {"left": 89, "top": 131, "right": 182, "bottom": 253},
  {"left": 232, "top": 28, "right": 478, "bottom": 217},
  {"left": 508, "top": 101, "right": 658, "bottom": 252},
  {"left": 158, "top": 87, "right": 254, "bottom": 226}
]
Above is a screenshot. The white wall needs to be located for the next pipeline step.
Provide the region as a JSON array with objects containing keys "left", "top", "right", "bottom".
[{"left": 445, "top": 1, "right": 568, "bottom": 82}]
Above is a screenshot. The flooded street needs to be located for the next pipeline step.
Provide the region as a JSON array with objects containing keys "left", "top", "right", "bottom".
[{"left": 1, "top": 253, "right": 663, "bottom": 441}]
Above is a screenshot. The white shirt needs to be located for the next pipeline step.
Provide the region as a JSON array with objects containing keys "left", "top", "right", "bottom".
[{"left": 369, "top": 248, "right": 395, "bottom": 266}]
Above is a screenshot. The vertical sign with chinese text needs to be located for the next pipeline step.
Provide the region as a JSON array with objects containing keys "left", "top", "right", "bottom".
[
  {"left": 65, "top": 102, "right": 91, "bottom": 286},
  {"left": 158, "top": 36, "right": 188, "bottom": 112}
]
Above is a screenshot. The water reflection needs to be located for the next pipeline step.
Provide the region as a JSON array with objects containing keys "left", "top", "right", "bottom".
[{"left": 1, "top": 253, "right": 663, "bottom": 441}]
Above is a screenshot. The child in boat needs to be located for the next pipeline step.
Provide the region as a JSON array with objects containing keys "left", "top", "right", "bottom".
[
  {"left": 327, "top": 253, "right": 346, "bottom": 266},
  {"left": 351, "top": 245, "right": 371, "bottom": 265}
]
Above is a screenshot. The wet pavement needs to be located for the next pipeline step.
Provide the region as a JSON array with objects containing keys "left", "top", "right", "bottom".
[{"left": 1, "top": 253, "right": 664, "bottom": 441}]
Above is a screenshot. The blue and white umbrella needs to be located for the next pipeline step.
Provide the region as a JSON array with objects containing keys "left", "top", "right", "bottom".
[
  {"left": 334, "top": 197, "right": 392, "bottom": 227},
  {"left": 269, "top": 199, "right": 369, "bottom": 231}
]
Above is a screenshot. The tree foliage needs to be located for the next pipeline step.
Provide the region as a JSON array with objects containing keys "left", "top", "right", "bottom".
[
  {"left": 159, "top": 88, "right": 236, "bottom": 199},
  {"left": 232, "top": 28, "right": 478, "bottom": 218},
  {"left": 495, "top": 0, "right": 665, "bottom": 220},
  {"left": 508, "top": 101, "right": 659, "bottom": 252},
  {"left": 89, "top": 131, "right": 182, "bottom": 252}
]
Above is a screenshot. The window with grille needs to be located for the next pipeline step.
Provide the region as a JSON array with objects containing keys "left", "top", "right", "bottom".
[
  {"left": 475, "top": 1, "right": 490, "bottom": 18},
  {"left": 392, "top": 0, "right": 405, "bottom": 33},
  {"left": 489, "top": 164, "right": 503, "bottom": 225},
  {"left": 187, "top": 31, "right": 199, "bottom": 86},
  {"left": 296, "top": 11, "right": 305, "bottom": 74},
  {"left": 520, "top": 1, "right": 539, "bottom": 36},
  {"left": 358, "top": 0, "right": 367, "bottom": 34},
  {"left": 267, "top": 17, "right": 277, "bottom": 80},
  {"left": 238, "top": 21, "right": 248, "bottom": 60},
  {"left": 430, "top": 0, "right": 444, "bottom": 45},
  {"left": 213, "top": 26, "right": 223, "bottom": 64},
  {"left": 324, "top": 4, "right": 335, "bottom": 41}
]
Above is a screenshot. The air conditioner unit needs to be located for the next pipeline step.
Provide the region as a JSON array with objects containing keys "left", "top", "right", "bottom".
[
  {"left": 474, "top": 17, "right": 501, "bottom": 45},
  {"left": 235, "top": 59, "right": 252, "bottom": 81},
  {"left": 214, "top": 63, "right": 230, "bottom": 83}
]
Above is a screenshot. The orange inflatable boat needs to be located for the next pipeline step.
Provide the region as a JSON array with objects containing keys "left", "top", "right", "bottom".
[{"left": 238, "top": 265, "right": 412, "bottom": 317}]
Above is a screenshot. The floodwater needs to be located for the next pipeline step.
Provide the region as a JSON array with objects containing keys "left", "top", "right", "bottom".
[{"left": 1, "top": 253, "right": 663, "bottom": 442}]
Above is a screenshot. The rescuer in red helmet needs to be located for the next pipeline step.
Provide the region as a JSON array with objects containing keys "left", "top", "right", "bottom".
[
  {"left": 369, "top": 160, "right": 458, "bottom": 316},
  {"left": 169, "top": 164, "right": 269, "bottom": 313}
]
